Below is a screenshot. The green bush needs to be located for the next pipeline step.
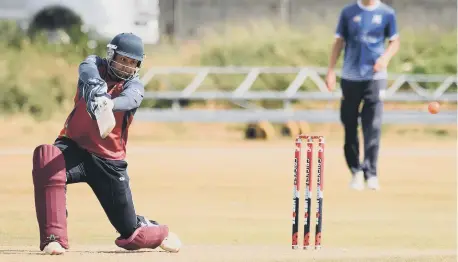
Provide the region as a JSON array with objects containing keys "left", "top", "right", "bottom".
[
  {"left": 144, "top": 22, "right": 457, "bottom": 94},
  {"left": 0, "top": 21, "right": 107, "bottom": 120},
  {"left": 197, "top": 24, "right": 457, "bottom": 74}
]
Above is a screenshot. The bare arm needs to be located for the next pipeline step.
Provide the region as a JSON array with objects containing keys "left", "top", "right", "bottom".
[
  {"left": 374, "top": 12, "right": 401, "bottom": 73},
  {"left": 380, "top": 38, "right": 400, "bottom": 63},
  {"left": 327, "top": 38, "right": 345, "bottom": 72},
  {"left": 326, "top": 9, "right": 347, "bottom": 91},
  {"left": 374, "top": 11, "right": 400, "bottom": 71}
]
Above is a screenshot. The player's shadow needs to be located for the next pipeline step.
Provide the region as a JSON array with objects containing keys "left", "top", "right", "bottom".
[
  {"left": 0, "top": 249, "right": 44, "bottom": 255},
  {"left": 84, "top": 250, "right": 166, "bottom": 254},
  {"left": 0, "top": 249, "right": 167, "bottom": 255}
]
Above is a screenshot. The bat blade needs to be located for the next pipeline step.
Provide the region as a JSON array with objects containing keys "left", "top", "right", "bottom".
[{"left": 94, "top": 98, "right": 115, "bottom": 139}]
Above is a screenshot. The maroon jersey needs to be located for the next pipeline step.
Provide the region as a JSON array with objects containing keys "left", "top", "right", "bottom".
[{"left": 59, "top": 56, "right": 144, "bottom": 160}]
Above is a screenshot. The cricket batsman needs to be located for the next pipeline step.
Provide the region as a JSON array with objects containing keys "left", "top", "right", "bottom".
[{"left": 32, "top": 32, "right": 181, "bottom": 255}]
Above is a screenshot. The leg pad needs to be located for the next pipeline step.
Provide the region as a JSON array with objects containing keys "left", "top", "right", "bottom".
[
  {"left": 115, "top": 225, "right": 169, "bottom": 250},
  {"left": 32, "top": 144, "right": 69, "bottom": 251}
]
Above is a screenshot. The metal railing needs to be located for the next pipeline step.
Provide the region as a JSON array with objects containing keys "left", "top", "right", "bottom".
[{"left": 136, "top": 66, "right": 457, "bottom": 124}]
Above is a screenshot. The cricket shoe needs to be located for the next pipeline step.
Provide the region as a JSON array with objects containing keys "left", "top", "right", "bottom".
[
  {"left": 366, "top": 176, "right": 380, "bottom": 191},
  {"left": 160, "top": 231, "right": 182, "bottom": 253},
  {"left": 43, "top": 241, "right": 65, "bottom": 255},
  {"left": 136, "top": 216, "right": 181, "bottom": 253},
  {"left": 349, "top": 171, "right": 364, "bottom": 191}
]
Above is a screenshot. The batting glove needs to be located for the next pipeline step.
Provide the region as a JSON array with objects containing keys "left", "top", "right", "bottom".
[
  {"left": 83, "top": 78, "right": 108, "bottom": 103},
  {"left": 86, "top": 93, "right": 112, "bottom": 120}
]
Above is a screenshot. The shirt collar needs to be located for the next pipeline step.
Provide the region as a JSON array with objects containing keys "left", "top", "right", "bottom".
[{"left": 357, "top": 0, "right": 381, "bottom": 11}]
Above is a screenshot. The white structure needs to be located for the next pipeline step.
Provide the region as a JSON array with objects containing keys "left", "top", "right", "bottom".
[{"left": 0, "top": 0, "right": 160, "bottom": 44}]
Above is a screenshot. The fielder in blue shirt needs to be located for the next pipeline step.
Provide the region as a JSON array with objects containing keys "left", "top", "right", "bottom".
[{"left": 325, "top": 0, "right": 400, "bottom": 191}]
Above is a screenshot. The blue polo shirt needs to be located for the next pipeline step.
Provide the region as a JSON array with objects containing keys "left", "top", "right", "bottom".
[{"left": 336, "top": 0, "right": 398, "bottom": 81}]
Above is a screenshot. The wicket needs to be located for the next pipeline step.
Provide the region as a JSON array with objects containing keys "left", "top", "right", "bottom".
[{"left": 292, "top": 135, "right": 325, "bottom": 250}]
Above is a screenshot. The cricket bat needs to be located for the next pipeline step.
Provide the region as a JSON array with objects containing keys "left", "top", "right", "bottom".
[{"left": 94, "top": 97, "right": 116, "bottom": 139}]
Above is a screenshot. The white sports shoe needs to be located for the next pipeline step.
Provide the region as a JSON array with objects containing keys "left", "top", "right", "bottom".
[
  {"left": 349, "top": 171, "right": 365, "bottom": 191},
  {"left": 366, "top": 176, "right": 380, "bottom": 191},
  {"left": 43, "top": 241, "right": 65, "bottom": 255},
  {"left": 160, "top": 232, "right": 182, "bottom": 253}
]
